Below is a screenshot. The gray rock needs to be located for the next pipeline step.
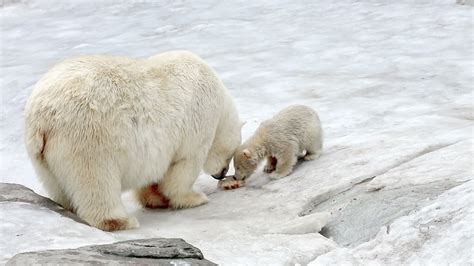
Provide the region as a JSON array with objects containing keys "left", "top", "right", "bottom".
[
  {"left": 7, "top": 238, "right": 217, "bottom": 265},
  {"left": 0, "top": 183, "right": 85, "bottom": 224}
]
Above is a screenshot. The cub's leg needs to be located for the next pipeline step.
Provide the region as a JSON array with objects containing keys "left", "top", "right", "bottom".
[
  {"left": 269, "top": 146, "right": 298, "bottom": 180},
  {"left": 160, "top": 157, "right": 208, "bottom": 209},
  {"left": 264, "top": 156, "right": 277, "bottom": 173},
  {"left": 136, "top": 183, "right": 170, "bottom": 209}
]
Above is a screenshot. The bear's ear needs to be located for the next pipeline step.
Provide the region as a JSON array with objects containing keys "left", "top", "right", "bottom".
[
  {"left": 240, "top": 121, "right": 247, "bottom": 129},
  {"left": 243, "top": 149, "right": 251, "bottom": 158}
]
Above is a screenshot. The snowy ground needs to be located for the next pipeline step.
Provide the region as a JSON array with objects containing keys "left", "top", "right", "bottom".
[{"left": 1, "top": 0, "right": 473, "bottom": 265}]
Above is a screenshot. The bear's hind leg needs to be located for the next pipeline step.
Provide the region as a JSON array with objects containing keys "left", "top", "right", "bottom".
[
  {"left": 303, "top": 124, "right": 323, "bottom": 161},
  {"left": 304, "top": 139, "right": 322, "bottom": 161},
  {"left": 31, "top": 158, "right": 73, "bottom": 211},
  {"left": 62, "top": 164, "right": 138, "bottom": 231},
  {"left": 160, "top": 158, "right": 208, "bottom": 209},
  {"left": 42, "top": 176, "right": 73, "bottom": 211}
]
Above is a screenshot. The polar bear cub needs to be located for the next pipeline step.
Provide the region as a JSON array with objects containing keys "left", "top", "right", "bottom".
[
  {"left": 25, "top": 51, "right": 242, "bottom": 231},
  {"left": 233, "top": 105, "right": 322, "bottom": 180}
]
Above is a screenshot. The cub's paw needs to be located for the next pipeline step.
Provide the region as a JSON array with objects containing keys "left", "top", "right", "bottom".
[
  {"left": 264, "top": 157, "right": 277, "bottom": 173},
  {"left": 264, "top": 164, "right": 276, "bottom": 173},
  {"left": 269, "top": 171, "right": 290, "bottom": 180},
  {"left": 303, "top": 153, "right": 321, "bottom": 161}
]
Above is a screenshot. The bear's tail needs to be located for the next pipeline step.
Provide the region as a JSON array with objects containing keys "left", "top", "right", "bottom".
[
  {"left": 25, "top": 129, "right": 54, "bottom": 180},
  {"left": 27, "top": 130, "right": 48, "bottom": 163}
]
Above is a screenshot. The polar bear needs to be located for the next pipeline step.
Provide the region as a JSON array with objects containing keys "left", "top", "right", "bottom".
[
  {"left": 24, "top": 51, "right": 242, "bottom": 231},
  {"left": 233, "top": 105, "right": 322, "bottom": 180}
]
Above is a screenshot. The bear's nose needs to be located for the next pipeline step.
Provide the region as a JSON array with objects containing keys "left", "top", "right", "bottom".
[
  {"left": 211, "top": 167, "right": 228, "bottom": 180},
  {"left": 212, "top": 174, "right": 225, "bottom": 180}
]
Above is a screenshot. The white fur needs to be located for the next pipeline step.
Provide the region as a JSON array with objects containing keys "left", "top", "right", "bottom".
[
  {"left": 24, "top": 51, "right": 242, "bottom": 231},
  {"left": 234, "top": 104, "right": 322, "bottom": 180}
]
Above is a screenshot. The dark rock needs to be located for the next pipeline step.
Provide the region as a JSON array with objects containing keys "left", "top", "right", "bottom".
[
  {"left": 7, "top": 238, "right": 216, "bottom": 265},
  {"left": 94, "top": 238, "right": 205, "bottom": 259},
  {"left": 0, "top": 183, "right": 85, "bottom": 224}
]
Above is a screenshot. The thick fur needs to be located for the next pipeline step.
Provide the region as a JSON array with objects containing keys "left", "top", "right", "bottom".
[
  {"left": 24, "top": 51, "right": 242, "bottom": 231},
  {"left": 234, "top": 105, "right": 322, "bottom": 180}
]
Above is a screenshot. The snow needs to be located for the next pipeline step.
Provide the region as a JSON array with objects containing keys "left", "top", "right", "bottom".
[
  {"left": 0, "top": 202, "right": 116, "bottom": 263},
  {"left": 1, "top": 0, "right": 473, "bottom": 265},
  {"left": 268, "top": 212, "right": 331, "bottom": 235}
]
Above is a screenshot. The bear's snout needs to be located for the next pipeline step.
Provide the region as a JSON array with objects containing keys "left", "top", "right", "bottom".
[{"left": 212, "top": 167, "right": 228, "bottom": 180}]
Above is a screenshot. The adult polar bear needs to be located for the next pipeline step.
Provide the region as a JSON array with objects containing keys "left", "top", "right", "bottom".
[{"left": 25, "top": 51, "right": 242, "bottom": 231}]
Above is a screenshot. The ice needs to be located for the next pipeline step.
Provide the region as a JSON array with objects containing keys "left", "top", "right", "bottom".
[
  {"left": 310, "top": 180, "right": 474, "bottom": 265},
  {"left": 1, "top": 0, "right": 473, "bottom": 264}
]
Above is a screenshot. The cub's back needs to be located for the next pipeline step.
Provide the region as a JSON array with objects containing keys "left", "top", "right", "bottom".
[{"left": 260, "top": 105, "right": 319, "bottom": 143}]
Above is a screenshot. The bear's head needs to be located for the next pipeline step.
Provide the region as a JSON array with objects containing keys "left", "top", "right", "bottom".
[
  {"left": 204, "top": 119, "right": 243, "bottom": 180},
  {"left": 233, "top": 147, "right": 259, "bottom": 181}
]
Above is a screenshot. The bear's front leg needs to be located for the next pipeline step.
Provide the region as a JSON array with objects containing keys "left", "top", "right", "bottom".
[
  {"left": 264, "top": 156, "right": 277, "bottom": 173},
  {"left": 269, "top": 147, "right": 298, "bottom": 180},
  {"left": 159, "top": 158, "right": 209, "bottom": 209}
]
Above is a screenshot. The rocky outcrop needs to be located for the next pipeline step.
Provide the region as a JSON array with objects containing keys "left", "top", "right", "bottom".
[
  {"left": 0, "top": 183, "right": 84, "bottom": 224},
  {"left": 7, "top": 238, "right": 216, "bottom": 265}
]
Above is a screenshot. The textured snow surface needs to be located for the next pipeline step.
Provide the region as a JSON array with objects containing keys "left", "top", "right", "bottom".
[{"left": 0, "top": 0, "right": 473, "bottom": 265}]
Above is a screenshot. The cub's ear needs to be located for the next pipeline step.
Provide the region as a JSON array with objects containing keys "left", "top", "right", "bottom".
[
  {"left": 243, "top": 149, "right": 251, "bottom": 158},
  {"left": 240, "top": 121, "right": 247, "bottom": 129}
]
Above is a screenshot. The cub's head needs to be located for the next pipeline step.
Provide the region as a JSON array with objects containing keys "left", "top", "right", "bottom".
[{"left": 233, "top": 147, "right": 259, "bottom": 181}]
